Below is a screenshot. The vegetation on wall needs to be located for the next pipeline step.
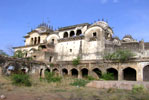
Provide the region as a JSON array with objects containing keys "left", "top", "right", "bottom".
[
  {"left": 14, "top": 50, "right": 25, "bottom": 58},
  {"left": 104, "top": 49, "right": 135, "bottom": 62},
  {"left": 100, "top": 73, "right": 114, "bottom": 80},
  {"left": 72, "top": 57, "right": 80, "bottom": 66}
]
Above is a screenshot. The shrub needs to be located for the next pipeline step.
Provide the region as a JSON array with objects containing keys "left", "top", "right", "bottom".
[
  {"left": 86, "top": 76, "right": 96, "bottom": 81},
  {"left": 100, "top": 73, "right": 114, "bottom": 80},
  {"left": 44, "top": 71, "right": 62, "bottom": 83},
  {"left": 49, "top": 63, "right": 54, "bottom": 67},
  {"left": 72, "top": 57, "right": 80, "bottom": 66},
  {"left": 132, "top": 84, "right": 145, "bottom": 93},
  {"left": 11, "top": 73, "right": 31, "bottom": 86},
  {"left": 70, "top": 79, "right": 89, "bottom": 87},
  {"left": 14, "top": 50, "right": 25, "bottom": 58},
  {"left": 104, "top": 49, "right": 135, "bottom": 62}
]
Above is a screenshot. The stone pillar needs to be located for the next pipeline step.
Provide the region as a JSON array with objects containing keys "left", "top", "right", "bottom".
[
  {"left": 118, "top": 68, "right": 123, "bottom": 81},
  {"left": 137, "top": 67, "right": 143, "bottom": 81},
  {"left": 78, "top": 70, "right": 82, "bottom": 79},
  {"left": 68, "top": 69, "right": 71, "bottom": 76}
]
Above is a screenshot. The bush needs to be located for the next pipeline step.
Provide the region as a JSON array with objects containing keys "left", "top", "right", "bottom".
[
  {"left": 100, "top": 73, "right": 114, "bottom": 80},
  {"left": 11, "top": 74, "right": 31, "bottom": 86},
  {"left": 86, "top": 76, "right": 96, "bottom": 81},
  {"left": 14, "top": 50, "right": 25, "bottom": 58},
  {"left": 132, "top": 84, "right": 145, "bottom": 93},
  {"left": 44, "top": 71, "right": 62, "bottom": 83},
  {"left": 70, "top": 79, "right": 89, "bottom": 87},
  {"left": 72, "top": 57, "right": 80, "bottom": 66},
  {"left": 104, "top": 49, "right": 135, "bottom": 62}
]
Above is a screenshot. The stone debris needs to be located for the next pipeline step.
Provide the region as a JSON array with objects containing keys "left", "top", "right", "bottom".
[{"left": 0, "top": 95, "right": 6, "bottom": 100}]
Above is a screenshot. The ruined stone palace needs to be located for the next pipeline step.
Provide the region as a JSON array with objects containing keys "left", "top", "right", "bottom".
[{"left": 13, "top": 21, "right": 149, "bottom": 81}]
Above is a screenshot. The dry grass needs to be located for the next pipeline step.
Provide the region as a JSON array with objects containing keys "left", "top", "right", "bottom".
[{"left": 0, "top": 75, "right": 149, "bottom": 100}]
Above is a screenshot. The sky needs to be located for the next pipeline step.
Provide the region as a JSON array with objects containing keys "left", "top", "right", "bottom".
[{"left": 0, "top": 0, "right": 149, "bottom": 54}]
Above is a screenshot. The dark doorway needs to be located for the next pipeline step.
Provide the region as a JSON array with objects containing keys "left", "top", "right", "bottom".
[
  {"left": 107, "top": 68, "right": 118, "bottom": 80},
  {"left": 62, "top": 68, "right": 68, "bottom": 76},
  {"left": 81, "top": 68, "right": 88, "bottom": 77},
  {"left": 71, "top": 68, "right": 78, "bottom": 77},
  {"left": 143, "top": 65, "right": 149, "bottom": 81},
  {"left": 92, "top": 68, "right": 101, "bottom": 78},
  {"left": 123, "top": 67, "right": 136, "bottom": 81}
]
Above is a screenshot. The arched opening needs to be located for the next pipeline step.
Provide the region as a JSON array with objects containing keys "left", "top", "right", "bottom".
[
  {"left": 81, "top": 68, "right": 88, "bottom": 78},
  {"left": 93, "top": 32, "right": 97, "bottom": 37},
  {"left": 45, "top": 68, "right": 50, "bottom": 73},
  {"left": 62, "top": 68, "right": 68, "bottom": 76},
  {"left": 76, "top": 30, "right": 82, "bottom": 36},
  {"left": 71, "top": 68, "right": 78, "bottom": 77},
  {"left": 34, "top": 37, "right": 37, "bottom": 45},
  {"left": 123, "top": 67, "right": 136, "bottom": 81},
  {"left": 53, "top": 68, "right": 59, "bottom": 75},
  {"left": 38, "top": 36, "right": 40, "bottom": 44},
  {"left": 92, "top": 68, "right": 101, "bottom": 79},
  {"left": 51, "top": 39, "right": 55, "bottom": 44},
  {"left": 107, "top": 68, "right": 118, "bottom": 80},
  {"left": 21, "top": 69, "right": 26, "bottom": 74},
  {"left": 143, "top": 65, "right": 149, "bottom": 81},
  {"left": 70, "top": 31, "right": 75, "bottom": 37},
  {"left": 44, "top": 68, "right": 50, "bottom": 76},
  {"left": 63, "top": 32, "right": 68, "bottom": 38},
  {"left": 40, "top": 69, "right": 43, "bottom": 77}
]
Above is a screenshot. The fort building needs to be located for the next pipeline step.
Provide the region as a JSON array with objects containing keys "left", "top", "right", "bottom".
[{"left": 12, "top": 21, "right": 149, "bottom": 81}]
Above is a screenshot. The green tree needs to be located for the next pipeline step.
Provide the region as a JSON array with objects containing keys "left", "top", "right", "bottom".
[
  {"left": 14, "top": 50, "right": 25, "bottom": 58},
  {"left": 0, "top": 50, "right": 8, "bottom": 56},
  {"left": 72, "top": 57, "right": 80, "bottom": 66}
]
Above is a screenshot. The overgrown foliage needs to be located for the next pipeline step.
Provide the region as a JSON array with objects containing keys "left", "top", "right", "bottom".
[
  {"left": 70, "top": 79, "right": 89, "bottom": 87},
  {"left": 100, "top": 73, "right": 114, "bottom": 80},
  {"left": 0, "top": 50, "right": 8, "bottom": 56},
  {"left": 104, "top": 49, "right": 135, "bottom": 62},
  {"left": 11, "top": 73, "right": 31, "bottom": 86},
  {"left": 72, "top": 57, "right": 80, "bottom": 66},
  {"left": 86, "top": 76, "right": 96, "bottom": 81},
  {"left": 44, "top": 71, "right": 62, "bottom": 83},
  {"left": 14, "top": 50, "right": 25, "bottom": 58},
  {"left": 132, "top": 84, "right": 145, "bottom": 93}
]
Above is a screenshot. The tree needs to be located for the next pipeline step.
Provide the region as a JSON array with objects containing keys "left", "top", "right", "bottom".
[
  {"left": 0, "top": 50, "right": 8, "bottom": 56},
  {"left": 14, "top": 50, "right": 25, "bottom": 58}
]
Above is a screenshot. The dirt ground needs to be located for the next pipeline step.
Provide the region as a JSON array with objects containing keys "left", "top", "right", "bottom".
[{"left": 0, "top": 75, "right": 149, "bottom": 100}]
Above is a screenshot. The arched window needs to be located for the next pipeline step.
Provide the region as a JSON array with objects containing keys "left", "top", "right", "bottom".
[
  {"left": 34, "top": 37, "right": 37, "bottom": 45},
  {"left": 123, "top": 67, "right": 136, "bottom": 81},
  {"left": 38, "top": 37, "right": 40, "bottom": 44},
  {"left": 63, "top": 32, "right": 68, "bottom": 38},
  {"left": 76, "top": 29, "right": 82, "bottom": 36},
  {"left": 51, "top": 39, "right": 55, "bottom": 44},
  {"left": 81, "top": 68, "right": 88, "bottom": 78},
  {"left": 70, "top": 31, "right": 75, "bottom": 37},
  {"left": 93, "top": 32, "right": 97, "bottom": 37},
  {"left": 107, "top": 68, "right": 118, "bottom": 80}
]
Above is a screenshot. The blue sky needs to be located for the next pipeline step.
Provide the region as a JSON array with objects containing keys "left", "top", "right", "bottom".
[{"left": 0, "top": 0, "right": 149, "bottom": 54}]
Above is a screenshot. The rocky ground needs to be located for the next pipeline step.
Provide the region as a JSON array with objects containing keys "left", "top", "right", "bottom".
[{"left": 0, "top": 75, "right": 149, "bottom": 100}]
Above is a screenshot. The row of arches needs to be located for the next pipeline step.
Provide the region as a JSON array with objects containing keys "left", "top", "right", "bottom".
[
  {"left": 30, "top": 37, "right": 40, "bottom": 45},
  {"left": 63, "top": 29, "right": 82, "bottom": 38},
  {"left": 40, "top": 66, "right": 145, "bottom": 81}
]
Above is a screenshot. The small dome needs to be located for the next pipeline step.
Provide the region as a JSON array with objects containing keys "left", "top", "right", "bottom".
[
  {"left": 122, "top": 35, "right": 136, "bottom": 42},
  {"left": 35, "top": 23, "right": 53, "bottom": 33},
  {"left": 92, "top": 21, "right": 108, "bottom": 29}
]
